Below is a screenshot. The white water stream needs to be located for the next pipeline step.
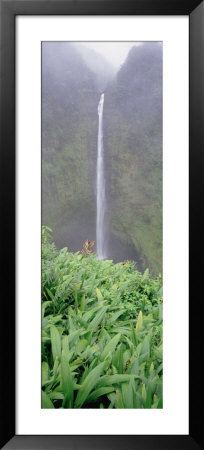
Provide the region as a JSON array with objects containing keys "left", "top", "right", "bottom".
[{"left": 96, "top": 93, "right": 106, "bottom": 259}]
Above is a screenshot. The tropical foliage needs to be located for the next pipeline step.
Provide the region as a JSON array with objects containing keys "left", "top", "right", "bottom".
[{"left": 42, "top": 227, "right": 163, "bottom": 409}]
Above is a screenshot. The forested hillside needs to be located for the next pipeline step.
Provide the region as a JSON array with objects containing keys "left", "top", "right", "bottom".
[
  {"left": 42, "top": 42, "right": 162, "bottom": 275},
  {"left": 42, "top": 43, "right": 99, "bottom": 251},
  {"left": 76, "top": 44, "right": 116, "bottom": 91},
  {"left": 104, "top": 43, "right": 162, "bottom": 274}
]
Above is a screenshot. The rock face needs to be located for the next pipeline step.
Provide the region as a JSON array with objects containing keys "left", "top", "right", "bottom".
[
  {"left": 42, "top": 42, "right": 162, "bottom": 275},
  {"left": 104, "top": 43, "right": 163, "bottom": 274},
  {"left": 42, "top": 42, "right": 99, "bottom": 251}
]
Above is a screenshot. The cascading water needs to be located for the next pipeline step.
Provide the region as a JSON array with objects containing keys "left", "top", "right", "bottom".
[{"left": 96, "top": 93, "right": 106, "bottom": 260}]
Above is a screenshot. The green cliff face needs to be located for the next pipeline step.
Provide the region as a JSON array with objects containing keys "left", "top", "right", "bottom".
[
  {"left": 104, "top": 43, "right": 162, "bottom": 275},
  {"left": 42, "top": 43, "right": 99, "bottom": 250},
  {"left": 42, "top": 42, "right": 162, "bottom": 276}
]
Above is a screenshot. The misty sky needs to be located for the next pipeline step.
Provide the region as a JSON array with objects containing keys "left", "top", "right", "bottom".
[{"left": 79, "top": 42, "right": 142, "bottom": 69}]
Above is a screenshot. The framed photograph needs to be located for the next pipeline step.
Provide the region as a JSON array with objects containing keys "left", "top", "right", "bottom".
[{"left": 0, "top": 0, "right": 203, "bottom": 449}]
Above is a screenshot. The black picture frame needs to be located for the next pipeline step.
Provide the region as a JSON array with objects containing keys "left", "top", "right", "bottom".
[{"left": 0, "top": 0, "right": 203, "bottom": 449}]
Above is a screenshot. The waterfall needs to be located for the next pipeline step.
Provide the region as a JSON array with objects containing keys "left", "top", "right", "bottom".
[{"left": 96, "top": 93, "right": 106, "bottom": 260}]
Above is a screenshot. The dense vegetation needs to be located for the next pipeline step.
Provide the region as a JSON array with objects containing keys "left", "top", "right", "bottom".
[
  {"left": 42, "top": 227, "right": 163, "bottom": 409},
  {"left": 42, "top": 42, "right": 162, "bottom": 276},
  {"left": 104, "top": 43, "right": 162, "bottom": 274},
  {"left": 42, "top": 43, "right": 99, "bottom": 252}
]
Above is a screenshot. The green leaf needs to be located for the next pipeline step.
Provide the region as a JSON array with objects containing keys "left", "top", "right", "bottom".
[
  {"left": 42, "top": 361, "right": 49, "bottom": 385},
  {"left": 75, "top": 362, "right": 105, "bottom": 407},
  {"left": 50, "top": 325, "right": 61, "bottom": 361},
  {"left": 97, "top": 374, "right": 141, "bottom": 388},
  {"left": 62, "top": 335, "right": 69, "bottom": 355},
  {"left": 76, "top": 338, "right": 88, "bottom": 353},
  {"left": 46, "top": 288, "right": 55, "bottom": 301},
  {"left": 89, "top": 306, "right": 108, "bottom": 331},
  {"left": 68, "top": 330, "right": 81, "bottom": 345},
  {"left": 80, "top": 294, "right": 86, "bottom": 312},
  {"left": 140, "top": 331, "right": 152, "bottom": 361},
  {"left": 130, "top": 323, "right": 137, "bottom": 346},
  {"left": 112, "top": 343, "right": 124, "bottom": 373},
  {"left": 157, "top": 396, "right": 163, "bottom": 408},
  {"left": 142, "top": 383, "right": 146, "bottom": 402},
  {"left": 87, "top": 387, "right": 115, "bottom": 403},
  {"left": 150, "top": 361, "right": 154, "bottom": 374},
  {"left": 96, "top": 287, "right": 103, "bottom": 300},
  {"left": 142, "top": 268, "right": 149, "bottom": 281},
  {"left": 136, "top": 310, "right": 143, "bottom": 333},
  {"left": 145, "top": 384, "right": 152, "bottom": 408},
  {"left": 53, "top": 356, "right": 60, "bottom": 380},
  {"left": 42, "top": 301, "right": 52, "bottom": 318},
  {"left": 42, "top": 390, "right": 54, "bottom": 409},
  {"left": 61, "top": 350, "right": 73, "bottom": 407},
  {"left": 122, "top": 381, "right": 133, "bottom": 408},
  {"left": 49, "top": 391, "right": 64, "bottom": 400},
  {"left": 115, "top": 389, "right": 124, "bottom": 408},
  {"left": 100, "top": 333, "right": 121, "bottom": 361},
  {"left": 109, "top": 310, "right": 125, "bottom": 324},
  {"left": 154, "top": 343, "right": 163, "bottom": 360}
]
